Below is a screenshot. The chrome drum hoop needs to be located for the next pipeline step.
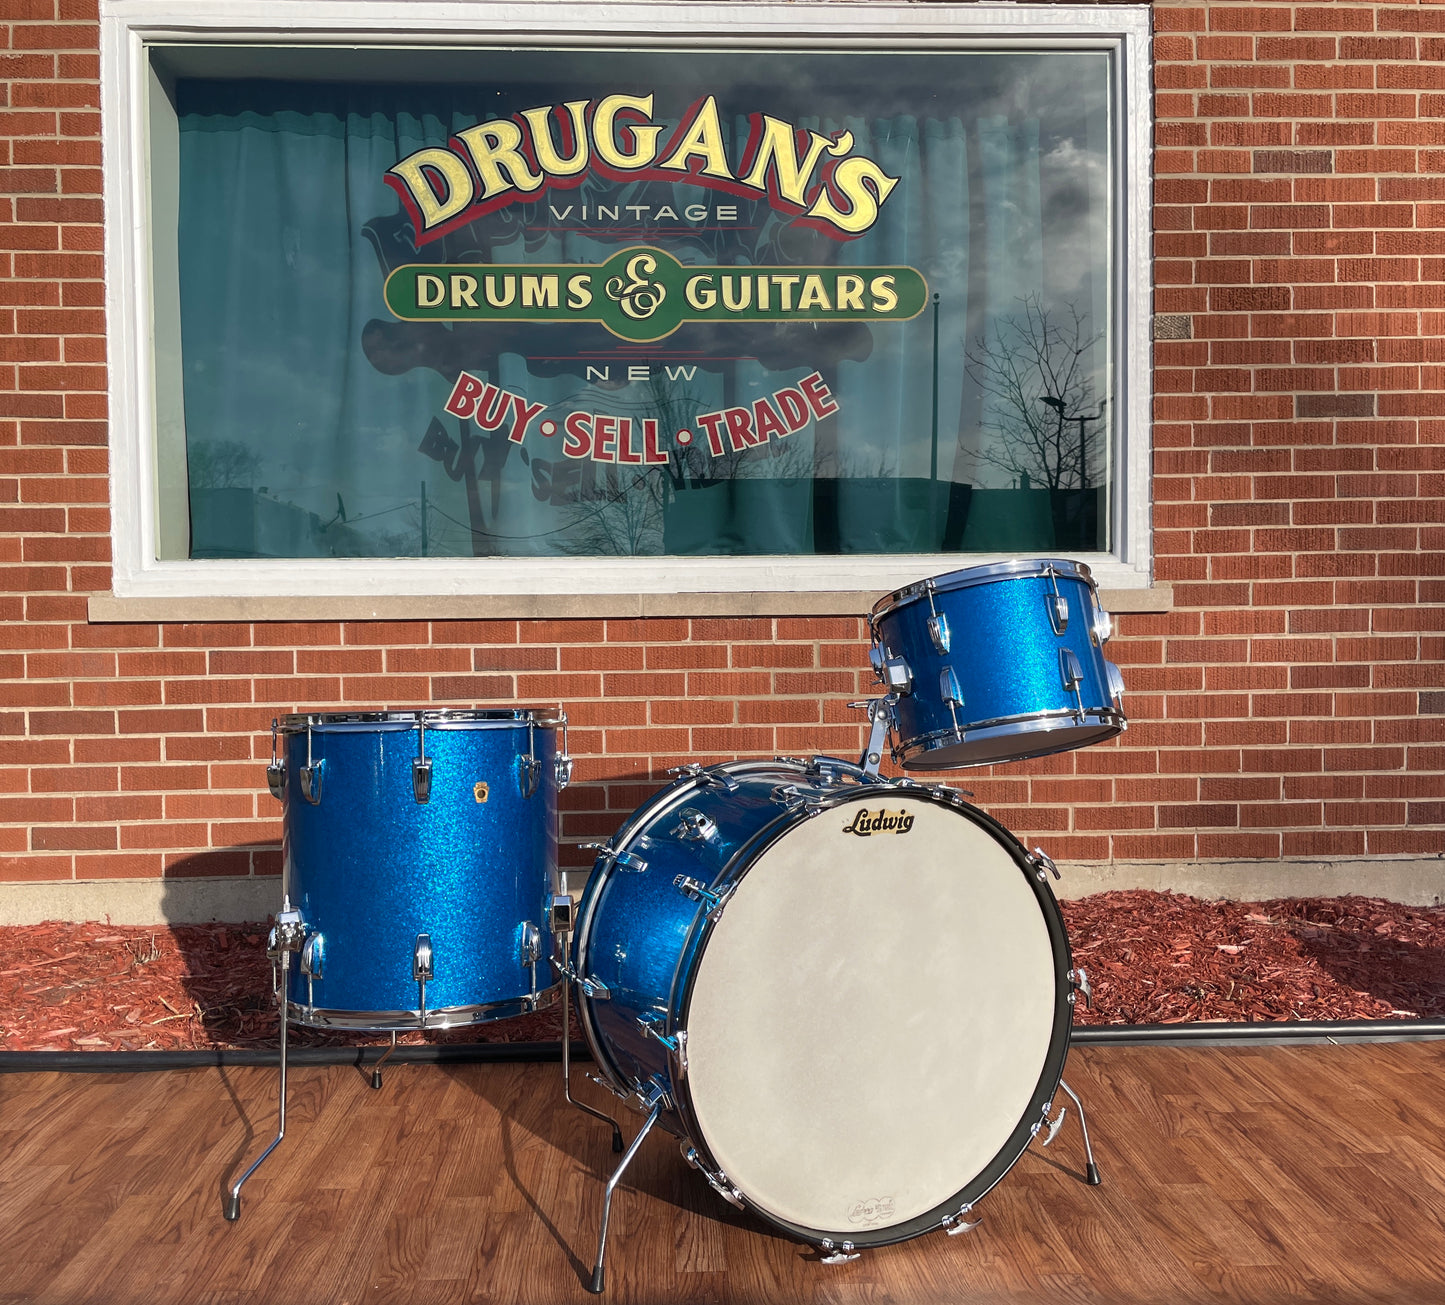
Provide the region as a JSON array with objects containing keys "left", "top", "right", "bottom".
[
  {"left": 870, "top": 557, "right": 1098, "bottom": 625},
  {"left": 275, "top": 706, "right": 566, "bottom": 734},
  {"left": 895, "top": 707, "right": 1128, "bottom": 768},
  {"left": 285, "top": 983, "right": 561, "bottom": 1032}
]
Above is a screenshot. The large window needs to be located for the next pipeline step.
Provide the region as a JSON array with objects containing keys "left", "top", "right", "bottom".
[{"left": 104, "top": 2, "right": 1152, "bottom": 602}]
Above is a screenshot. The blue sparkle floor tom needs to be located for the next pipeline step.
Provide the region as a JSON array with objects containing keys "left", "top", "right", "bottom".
[
  {"left": 573, "top": 757, "right": 1073, "bottom": 1251},
  {"left": 271, "top": 708, "right": 570, "bottom": 1030},
  {"left": 870, "top": 559, "right": 1126, "bottom": 769}
]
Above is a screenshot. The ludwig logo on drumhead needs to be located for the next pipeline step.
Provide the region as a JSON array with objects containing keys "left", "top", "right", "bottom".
[
  {"left": 840, "top": 807, "right": 915, "bottom": 836},
  {"left": 847, "top": 1196, "right": 896, "bottom": 1225}
]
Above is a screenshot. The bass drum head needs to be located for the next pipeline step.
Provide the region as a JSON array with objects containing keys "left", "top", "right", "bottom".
[{"left": 680, "top": 791, "right": 1067, "bottom": 1243}]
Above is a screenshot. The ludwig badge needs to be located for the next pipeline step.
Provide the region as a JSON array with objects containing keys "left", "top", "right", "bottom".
[{"left": 473, "top": 781, "right": 490, "bottom": 803}]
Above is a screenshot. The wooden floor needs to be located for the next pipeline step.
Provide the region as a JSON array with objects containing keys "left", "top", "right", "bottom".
[{"left": 2, "top": 1040, "right": 1445, "bottom": 1303}]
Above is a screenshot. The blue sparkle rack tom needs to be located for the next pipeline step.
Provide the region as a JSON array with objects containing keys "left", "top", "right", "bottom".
[
  {"left": 226, "top": 706, "right": 573, "bottom": 1222},
  {"left": 869, "top": 559, "right": 1127, "bottom": 769}
]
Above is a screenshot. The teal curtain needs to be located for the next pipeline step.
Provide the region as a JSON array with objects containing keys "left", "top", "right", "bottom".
[{"left": 175, "top": 69, "right": 1085, "bottom": 560}]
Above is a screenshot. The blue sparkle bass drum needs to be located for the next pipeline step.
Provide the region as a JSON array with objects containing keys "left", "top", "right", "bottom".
[
  {"left": 573, "top": 757, "right": 1073, "bottom": 1253},
  {"left": 870, "top": 559, "right": 1127, "bottom": 770},
  {"left": 269, "top": 708, "right": 571, "bottom": 1029}
]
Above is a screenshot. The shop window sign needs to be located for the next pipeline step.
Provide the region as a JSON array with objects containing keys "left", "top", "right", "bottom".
[{"left": 167, "top": 45, "right": 1119, "bottom": 563}]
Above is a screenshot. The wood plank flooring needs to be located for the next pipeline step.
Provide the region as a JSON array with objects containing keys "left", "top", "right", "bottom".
[{"left": 2, "top": 1041, "right": 1445, "bottom": 1303}]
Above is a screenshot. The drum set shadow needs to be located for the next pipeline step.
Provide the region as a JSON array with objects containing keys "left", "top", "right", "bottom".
[{"left": 225, "top": 560, "right": 1127, "bottom": 1293}]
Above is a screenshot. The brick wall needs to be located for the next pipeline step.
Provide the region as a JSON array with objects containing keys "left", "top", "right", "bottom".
[{"left": 1, "top": 0, "right": 1442, "bottom": 912}]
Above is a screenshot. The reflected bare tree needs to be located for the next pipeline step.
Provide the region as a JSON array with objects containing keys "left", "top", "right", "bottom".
[{"left": 965, "top": 297, "right": 1106, "bottom": 491}]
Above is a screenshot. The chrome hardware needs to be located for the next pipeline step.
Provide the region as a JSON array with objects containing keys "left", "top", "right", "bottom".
[
  {"left": 666, "top": 762, "right": 738, "bottom": 790},
  {"left": 671, "top": 808, "right": 718, "bottom": 843},
  {"left": 1042, "top": 1102, "right": 1067, "bottom": 1147},
  {"left": 869, "top": 643, "right": 913, "bottom": 694},
  {"left": 266, "top": 720, "right": 286, "bottom": 799},
  {"left": 579, "top": 974, "right": 611, "bottom": 1000},
  {"left": 413, "top": 933, "right": 434, "bottom": 1028},
  {"left": 271, "top": 905, "right": 305, "bottom": 955},
  {"left": 587, "top": 1070, "right": 629, "bottom": 1099},
  {"left": 943, "top": 1204, "right": 980, "bottom": 1235},
  {"left": 560, "top": 958, "right": 625, "bottom": 1154},
  {"left": 555, "top": 716, "right": 573, "bottom": 789},
  {"left": 1060, "top": 647, "right": 1086, "bottom": 721},
  {"left": 636, "top": 1011, "right": 679, "bottom": 1052},
  {"left": 1044, "top": 564, "right": 1070, "bottom": 634},
  {"left": 520, "top": 920, "right": 542, "bottom": 997},
  {"left": 849, "top": 697, "right": 897, "bottom": 778},
  {"left": 519, "top": 756, "right": 542, "bottom": 798},
  {"left": 1060, "top": 647, "right": 1083, "bottom": 691},
  {"left": 590, "top": 1094, "right": 664, "bottom": 1293},
  {"left": 1093, "top": 606, "right": 1113, "bottom": 645},
  {"left": 771, "top": 783, "right": 808, "bottom": 810},
  {"left": 582, "top": 842, "right": 649, "bottom": 874},
  {"left": 1058, "top": 1078, "right": 1102, "bottom": 1185},
  {"left": 940, "top": 666, "right": 963, "bottom": 706},
  {"left": 299, "top": 763, "right": 323, "bottom": 804},
  {"left": 548, "top": 892, "right": 575, "bottom": 933},
  {"left": 1106, "top": 660, "right": 1127, "bottom": 708},
  {"left": 410, "top": 719, "right": 432, "bottom": 804},
  {"left": 1069, "top": 966, "right": 1093, "bottom": 1009},
  {"left": 680, "top": 1146, "right": 745, "bottom": 1209},
  {"left": 297, "top": 721, "right": 323, "bottom": 805},
  {"left": 924, "top": 576, "right": 951, "bottom": 653},
  {"left": 673, "top": 874, "right": 722, "bottom": 911},
  {"left": 1031, "top": 848, "right": 1061, "bottom": 882},
  {"left": 299, "top": 931, "right": 324, "bottom": 1007},
  {"left": 820, "top": 1240, "right": 860, "bottom": 1265}
]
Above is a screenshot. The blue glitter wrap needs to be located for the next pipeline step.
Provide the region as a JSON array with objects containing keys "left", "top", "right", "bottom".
[{"left": 274, "top": 710, "right": 564, "bottom": 1028}]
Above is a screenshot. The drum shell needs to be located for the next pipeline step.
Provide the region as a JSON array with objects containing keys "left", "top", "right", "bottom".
[
  {"left": 279, "top": 712, "right": 564, "bottom": 1027},
  {"left": 573, "top": 759, "right": 1075, "bottom": 1248},
  {"left": 873, "top": 560, "right": 1124, "bottom": 769},
  {"left": 574, "top": 760, "right": 804, "bottom": 1107}
]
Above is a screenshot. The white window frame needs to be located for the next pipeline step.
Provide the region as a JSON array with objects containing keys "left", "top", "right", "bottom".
[{"left": 101, "top": 0, "right": 1154, "bottom": 604}]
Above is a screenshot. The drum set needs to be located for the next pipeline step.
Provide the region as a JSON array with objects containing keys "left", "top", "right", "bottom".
[{"left": 225, "top": 560, "right": 1127, "bottom": 1293}]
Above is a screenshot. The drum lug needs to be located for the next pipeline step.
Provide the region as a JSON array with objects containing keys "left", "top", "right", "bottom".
[
  {"left": 770, "top": 784, "right": 808, "bottom": 811},
  {"left": 868, "top": 644, "right": 913, "bottom": 694},
  {"left": 1093, "top": 606, "right": 1113, "bottom": 646},
  {"left": 582, "top": 842, "right": 649, "bottom": 874},
  {"left": 266, "top": 720, "right": 287, "bottom": 799},
  {"left": 940, "top": 666, "right": 964, "bottom": 708},
  {"left": 927, "top": 612, "right": 950, "bottom": 654},
  {"left": 670, "top": 808, "right": 719, "bottom": 843},
  {"left": 672, "top": 874, "right": 721, "bottom": 911},
  {"left": 412, "top": 758, "right": 432, "bottom": 804},
  {"left": 819, "top": 1240, "right": 860, "bottom": 1265},
  {"left": 299, "top": 932, "right": 324, "bottom": 978},
  {"left": 519, "top": 921, "right": 543, "bottom": 998},
  {"left": 943, "top": 1203, "right": 980, "bottom": 1235},
  {"left": 299, "top": 761, "right": 323, "bottom": 805},
  {"left": 1059, "top": 648, "right": 1086, "bottom": 721},
  {"left": 666, "top": 762, "right": 706, "bottom": 780},
  {"left": 1044, "top": 564, "right": 1070, "bottom": 634},
  {"left": 680, "top": 1145, "right": 745, "bottom": 1209},
  {"left": 636, "top": 1011, "right": 678, "bottom": 1052},
  {"left": 413, "top": 933, "right": 434, "bottom": 1028},
  {"left": 1068, "top": 966, "right": 1093, "bottom": 1009},
  {"left": 579, "top": 975, "right": 611, "bottom": 1000},
  {"left": 518, "top": 754, "right": 542, "bottom": 799},
  {"left": 1030, "top": 848, "right": 1061, "bottom": 882}
]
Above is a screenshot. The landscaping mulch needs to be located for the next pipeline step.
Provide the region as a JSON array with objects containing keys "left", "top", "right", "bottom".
[{"left": 1, "top": 891, "right": 1442, "bottom": 1053}]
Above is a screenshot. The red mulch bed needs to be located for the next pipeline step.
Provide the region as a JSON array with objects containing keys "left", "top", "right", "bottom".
[{"left": 2, "top": 892, "right": 1442, "bottom": 1053}]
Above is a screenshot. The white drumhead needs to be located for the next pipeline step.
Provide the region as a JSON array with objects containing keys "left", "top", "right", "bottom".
[{"left": 683, "top": 794, "right": 1058, "bottom": 1236}]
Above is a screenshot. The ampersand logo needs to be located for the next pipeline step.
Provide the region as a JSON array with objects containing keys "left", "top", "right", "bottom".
[{"left": 605, "top": 251, "right": 668, "bottom": 322}]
